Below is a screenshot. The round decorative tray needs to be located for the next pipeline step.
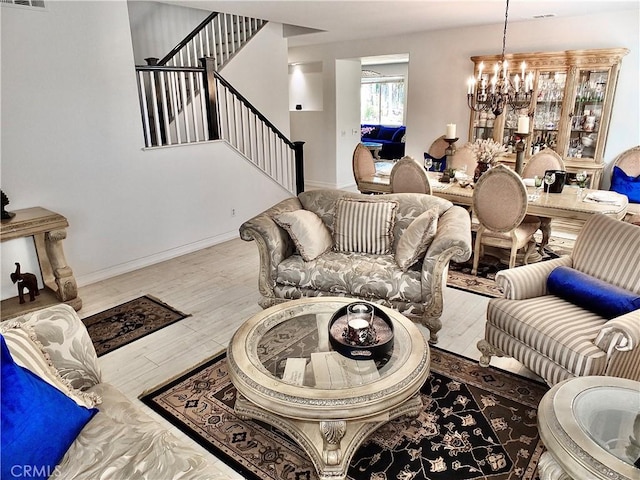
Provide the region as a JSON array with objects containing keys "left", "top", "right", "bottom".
[{"left": 328, "top": 302, "right": 394, "bottom": 360}]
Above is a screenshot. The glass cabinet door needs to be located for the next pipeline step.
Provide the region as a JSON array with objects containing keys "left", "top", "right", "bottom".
[
  {"left": 531, "top": 71, "right": 566, "bottom": 154},
  {"left": 565, "top": 69, "right": 609, "bottom": 162}
]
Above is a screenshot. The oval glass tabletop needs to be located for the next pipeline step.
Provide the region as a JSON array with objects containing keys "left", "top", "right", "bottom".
[
  {"left": 255, "top": 308, "right": 413, "bottom": 390},
  {"left": 574, "top": 386, "right": 640, "bottom": 466}
]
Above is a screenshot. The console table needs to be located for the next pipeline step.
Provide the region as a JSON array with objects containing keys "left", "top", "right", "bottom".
[{"left": 1, "top": 207, "right": 81, "bottom": 320}]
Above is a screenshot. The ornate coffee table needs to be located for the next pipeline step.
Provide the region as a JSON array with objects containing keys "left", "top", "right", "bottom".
[
  {"left": 537, "top": 376, "right": 640, "bottom": 480},
  {"left": 227, "top": 297, "right": 430, "bottom": 480}
]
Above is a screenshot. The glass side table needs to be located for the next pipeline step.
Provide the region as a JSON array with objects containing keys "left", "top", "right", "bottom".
[{"left": 537, "top": 376, "right": 640, "bottom": 480}]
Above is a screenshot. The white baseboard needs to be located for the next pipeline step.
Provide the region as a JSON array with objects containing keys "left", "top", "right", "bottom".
[{"left": 75, "top": 231, "right": 239, "bottom": 287}]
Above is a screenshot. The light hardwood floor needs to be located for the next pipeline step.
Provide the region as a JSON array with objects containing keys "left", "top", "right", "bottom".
[{"left": 80, "top": 236, "right": 539, "bottom": 478}]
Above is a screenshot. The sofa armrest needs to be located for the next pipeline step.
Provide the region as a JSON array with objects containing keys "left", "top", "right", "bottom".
[
  {"left": 239, "top": 197, "right": 302, "bottom": 300},
  {"left": 495, "top": 256, "right": 573, "bottom": 300},
  {"left": 421, "top": 206, "right": 472, "bottom": 317},
  {"left": 16, "top": 304, "right": 102, "bottom": 391},
  {"left": 595, "top": 309, "right": 640, "bottom": 354}
]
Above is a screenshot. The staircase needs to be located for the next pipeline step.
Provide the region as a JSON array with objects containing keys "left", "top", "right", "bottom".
[{"left": 135, "top": 11, "right": 303, "bottom": 194}]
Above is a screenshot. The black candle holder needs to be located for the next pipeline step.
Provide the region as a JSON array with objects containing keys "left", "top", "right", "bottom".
[{"left": 444, "top": 137, "right": 459, "bottom": 162}]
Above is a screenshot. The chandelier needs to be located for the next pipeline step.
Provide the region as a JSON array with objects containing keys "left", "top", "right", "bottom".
[{"left": 467, "top": 0, "right": 534, "bottom": 117}]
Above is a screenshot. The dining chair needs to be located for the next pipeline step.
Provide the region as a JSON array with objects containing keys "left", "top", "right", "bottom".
[
  {"left": 521, "top": 149, "right": 565, "bottom": 178},
  {"left": 352, "top": 143, "right": 377, "bottom": 193},
  {"left": 610, "top": 145, "right": 640, "bottom": 225},
  {"left": 521, "top": 149, "right": 565, "bottom": 251},
  {"left": 471, "top": 164, "right": 541, "bottom": 274},
  {"left": 424, "top": 135, "right": 448, "bottom": 171},
  {"left": 447, "top": 145, "right": 476, "bottom": 176},
  {"left": 389, "top": 156, "right": 431, "bottom": 194}
]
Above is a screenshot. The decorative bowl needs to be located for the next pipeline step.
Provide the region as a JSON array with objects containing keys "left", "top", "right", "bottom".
[
  {"left": 328, "top": 303, "right": 394, "bottom": 361},
  {"left": 581, "top": 135, "right": 595, "bottom": 147}
]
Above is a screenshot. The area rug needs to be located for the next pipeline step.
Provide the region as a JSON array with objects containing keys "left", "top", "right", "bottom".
[
  {"left": 82, "top": 295, "right": 190, "bottom": 357},
  {"left": 446, "top": 235, "right": 575, "bottom": 298},
  {"left": 140, "top": 346, "right": 548, "bottom": 480}
]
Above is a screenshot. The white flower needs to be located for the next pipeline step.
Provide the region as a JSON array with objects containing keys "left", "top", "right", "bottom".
[{"left": 467, "top": 139, "right": 507, "bottom": 164}]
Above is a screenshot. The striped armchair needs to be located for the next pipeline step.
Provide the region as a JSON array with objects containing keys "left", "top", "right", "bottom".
[{"left": 477, "top": 214, "right": 640, "bottom": 386}]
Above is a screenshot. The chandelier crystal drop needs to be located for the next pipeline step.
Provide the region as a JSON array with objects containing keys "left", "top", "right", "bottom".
[{"left": 467, "top": 0, "right": 534, "bottom": 117}]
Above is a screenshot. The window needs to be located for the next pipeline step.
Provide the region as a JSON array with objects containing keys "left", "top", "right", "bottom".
[{"left": 361, "top": 75, "right": 405, "bottom": 125}]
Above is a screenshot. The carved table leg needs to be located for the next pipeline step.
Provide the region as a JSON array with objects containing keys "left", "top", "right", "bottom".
[
  {"left": 42, "top": 228, "right": 81, "bottom": 309},
  {"left": 320, "top": 420, "right": 346, "bottom": 466},
  {"left": 538, "top": 452, "right": 573, "bottom": 480}
]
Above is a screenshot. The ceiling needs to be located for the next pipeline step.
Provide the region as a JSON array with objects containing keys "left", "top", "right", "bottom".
[{"left": 164, "top": 1, "right": 638, "bottom": 48}]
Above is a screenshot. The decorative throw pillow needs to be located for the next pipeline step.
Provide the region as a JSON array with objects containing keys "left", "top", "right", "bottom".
[
  {"left": 395, "top": 209, "right": 439, "bottom": 271},
  {"left": 547, "top": 266, "right": 640, "bottom": 319},
  {"left": 0, "top": 321, "right": 101, "bottom": 409},
  {"left": 610, "top": 166, "right": 640, "bottom": 203},
  {"left": 274, "top": 210, "right": 333, "bottom": 261},
  {"left": 1, "top": 336, "right": 98, "bottom": 480},
  {"left": 333, "top": 198, "right": 398, "bottom": 254}
]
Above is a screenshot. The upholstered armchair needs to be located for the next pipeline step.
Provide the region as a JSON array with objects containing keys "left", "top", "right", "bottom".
[
  {"left": 390, "top": 156, "right": 431, "bottom": 194},
  {"left": 477, "top": 214, "right": 640, "bottom": 386}
]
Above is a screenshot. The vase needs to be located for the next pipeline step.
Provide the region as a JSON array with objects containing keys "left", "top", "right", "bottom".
[{"left": 474, "top": 161, "right": 491, "bottom": 183}]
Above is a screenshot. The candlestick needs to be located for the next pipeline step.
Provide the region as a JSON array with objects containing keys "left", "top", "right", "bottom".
[
  {"left": 444, "top": 137, "right": 459, "bottom": 164},
  {"left": 446, "top": 123, "right": 456, "bottom": 139}
]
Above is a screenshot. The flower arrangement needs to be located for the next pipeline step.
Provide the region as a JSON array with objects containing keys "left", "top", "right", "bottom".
[{"left": 468, "top": 138, "right": 507, "bottom": 164}]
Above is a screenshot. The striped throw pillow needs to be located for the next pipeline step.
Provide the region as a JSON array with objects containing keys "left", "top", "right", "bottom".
[{"left": 334, "top": 198, "right": 398, "bottom": 254}]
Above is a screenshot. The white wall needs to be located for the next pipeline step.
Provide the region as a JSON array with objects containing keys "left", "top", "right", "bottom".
[
  {"left": 289, "top": 61, "right": 323, "bottom": 111},
  {"left": 127, "top": 0, "right": 209, "bottom": 64},
  {"left": 335, "top": 59, "right": 362, "bottom": 188},
  {"left": 289, "top": 8, "right": 640, "bottom": 190},
  {"left": 0, "top": 1, "right": 292, "bottom": 299}
]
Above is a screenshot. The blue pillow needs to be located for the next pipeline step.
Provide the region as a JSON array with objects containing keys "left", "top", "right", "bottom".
[
  {"left": 391, "top": 126, "right": 406, "bottom": 142},
  {"left": 610, "top": 166, "right": 640, "bottom": 203},
  {"left": 377, "top": 126, "right": 398, "bottom": 141},
  {"left": 1, "top": 336, "right": 98, "bottom": 480},
  {"left": 547, "top": 266, "right": 640, "bottom": 319}
]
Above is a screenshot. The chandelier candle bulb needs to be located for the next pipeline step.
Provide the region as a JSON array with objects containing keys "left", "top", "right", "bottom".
[
  {"left": 518, "top": 116, "right": 529, "bottom": 134},
  {"left": 446, "top": 124, "right": 456, "bottom": 139}
]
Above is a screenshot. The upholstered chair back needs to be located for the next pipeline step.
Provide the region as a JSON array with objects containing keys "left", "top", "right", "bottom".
[
  {"left": 447, "top": 145, "right": 477, "bottom": 174},
  {"left": 390, "top": 156, "right": 431, "bottom": 194},
  {"left": 428, "top": 135, "right": 448, "bottom": 159},
  {"left": 352, "top": 143, "right": 376, "bottom": 180},
  {"left": 612, "top": 145, "right": 640, "bottom": 177},
  {"left": 570, "top": 214, "right": 640, "bottom": 293},
  {"left": 472, "top": 165, "right": 528, "bottom": 232},
  {"left": 521, "top": 150, "right": 565, "bottom": 178}
]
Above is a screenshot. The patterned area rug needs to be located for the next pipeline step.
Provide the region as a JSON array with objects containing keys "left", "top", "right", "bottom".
[
  {"left": 140, "top": 346, "right": 548, "bottom": 480},
  {"left": 82, "top": 295, "right": 190, "bottom": 357},
  {"left": 446, "top": 235, "right": 575, "bottom": 298}
]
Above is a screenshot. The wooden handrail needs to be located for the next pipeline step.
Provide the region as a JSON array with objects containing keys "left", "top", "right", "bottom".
[
  {"left": 158, "top": 11, "right": 219, "bottom": 66},
  {"left": 211, "top": 68, "right": 295, "bottom": 148}
]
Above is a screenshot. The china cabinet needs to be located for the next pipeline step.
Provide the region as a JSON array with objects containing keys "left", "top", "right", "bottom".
[{"left": 467, "top": 48, "right": 629, "bottom": 188}]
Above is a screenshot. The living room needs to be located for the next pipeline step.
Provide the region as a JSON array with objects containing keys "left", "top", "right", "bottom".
[{"left": 2, "top": 2, "right": 639, "bottom": 479}]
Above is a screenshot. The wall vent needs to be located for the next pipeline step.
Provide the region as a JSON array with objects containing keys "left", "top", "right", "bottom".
[{"left": 1, "top": 0, "right": 46, "bottom": 8}]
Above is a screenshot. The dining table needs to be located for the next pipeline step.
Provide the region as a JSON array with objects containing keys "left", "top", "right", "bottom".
[{"left": 359, "top": 168, "right": 629, "bottom": 250}]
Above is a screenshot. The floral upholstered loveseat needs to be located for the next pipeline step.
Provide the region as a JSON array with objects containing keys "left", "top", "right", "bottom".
[
  {"left": 1, "top": 304, "right": 229, "bottom": 480},
  {"left": 239, "top": 189, "right": 472, "bottom": 344}
]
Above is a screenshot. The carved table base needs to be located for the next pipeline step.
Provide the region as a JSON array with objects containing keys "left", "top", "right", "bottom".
[{"left": 234, "top": 392, "right": 423, "bottom": 480}]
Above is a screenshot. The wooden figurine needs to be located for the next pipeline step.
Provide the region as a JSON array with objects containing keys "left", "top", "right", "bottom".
[
  {"left": 1, "top": 190, "right": 16, "bottom": 220},
  {"left": 10, "top": 262, "right": 39, "bottom": 304}
]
